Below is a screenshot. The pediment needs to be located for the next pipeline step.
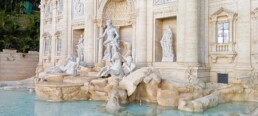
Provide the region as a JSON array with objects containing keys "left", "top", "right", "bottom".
[{"left": 210, "top": 7, "right": 237, "bottom": 21}]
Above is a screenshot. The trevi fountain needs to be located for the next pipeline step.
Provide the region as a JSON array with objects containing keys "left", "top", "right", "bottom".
[{"left": 2, "top": 0, "right": 258, "bottom": 116}]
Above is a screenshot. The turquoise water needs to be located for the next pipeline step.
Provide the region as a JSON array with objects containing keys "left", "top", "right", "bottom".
[{"left": 0, "top": 90, "right": 257, "bottom": 116}]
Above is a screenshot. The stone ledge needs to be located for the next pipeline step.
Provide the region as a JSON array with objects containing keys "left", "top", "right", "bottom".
[
  {"left": 2, "top": 49, "right": 17, "bottom": 53},
  {"left": 35, "top": 82, "right": 88, "bottom": 101}
]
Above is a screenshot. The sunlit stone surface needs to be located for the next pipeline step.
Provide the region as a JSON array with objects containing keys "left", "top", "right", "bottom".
[{"left": 29, "top": 0, "right": 258, "bottom": 114}]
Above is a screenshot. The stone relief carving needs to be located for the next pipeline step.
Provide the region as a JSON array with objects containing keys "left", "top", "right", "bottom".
[
  {"left": 153, "top": 7, "right": 177, "bottom": 18},
  {"left": 98, "top": 20, "right": 120, "bottom": 62},
  {"left": 155, "top": 0, "right": 176, "bottom": 5},
  {"left": 251, "top": 8, "right": 258, "bottom": 63},
  {"left": 45, "top": 1, "right": 52, "bottom": 17},
  {"left": 103, "top": 0, "right": 130, "bottom": 20},
  {"left": 73, "top": 0, "right": 85, "bottom": 19},
  {"left": 122, "top": 56, "right": 136, "bottom": 76},
  {"left": 160, "top": 26, "right": 175, "bottom": 62},
  {"left": 57, "top": 0, "right": 64, "bottom": 15},
  {"left": 98, "top": 0, "right": 135, "bottom": 26}
]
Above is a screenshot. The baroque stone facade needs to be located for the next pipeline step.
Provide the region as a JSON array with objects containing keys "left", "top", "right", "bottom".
[{"left": 39, "top": 0, "right": 258, "bottom": 84}]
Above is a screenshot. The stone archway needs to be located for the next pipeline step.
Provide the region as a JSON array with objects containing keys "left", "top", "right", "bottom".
[{"left": 96, "top": 0, "right": 136, "bottom": 61}]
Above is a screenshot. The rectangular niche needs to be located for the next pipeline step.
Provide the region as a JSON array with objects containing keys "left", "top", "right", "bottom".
[
  {"left": 72, "top": 29, "right": 84, "bottom": 56},
  {"left": 154, "top": 17, "right": 177, "bottom": 62}
]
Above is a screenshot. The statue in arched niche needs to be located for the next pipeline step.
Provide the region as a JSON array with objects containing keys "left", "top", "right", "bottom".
[
  {"left": 98, "top": 19, "right": 120, "bottom": 62},
  {"left": 160, "top": 26, "right": 175, "bottom": 62}
]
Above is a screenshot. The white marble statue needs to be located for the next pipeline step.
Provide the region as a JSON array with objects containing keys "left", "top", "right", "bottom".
[
  {"left": 160, "top": 26, "right": 175, "bottom": 62},
  {"left": 40, "top": 54, "right": 78, "bottom": 80},
  {"left": 77, "top": 34, "right": 84, "bottom": 62},
  {"left": 122, "top": 56, "right": 136, "bottom": 76},
  {"left": 98, "top": 20, "right": 120, "bottom": 62},
  {"left": 60, "top": 54, "right": 78, "bottom": 76},
  {"left": 97, "top": 50, "right": 124, "bottom": 78}
]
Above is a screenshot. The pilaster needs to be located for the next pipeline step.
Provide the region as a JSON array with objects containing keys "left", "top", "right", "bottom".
[
  {"left": 183, "top": 0, "right": 200, "bottom": 65},
  {"left": 98, "top": 26, "right": 104, "bottom": 62},
  {"left": 61, "top": 0, "right": 69, "bottom": 64},
  {"left": 135, "top": 0, "right": 147, "bottom": 67},
  {"left": 51, "top": 0, "right": 57, "bottom": 66},
  {"left": 236, "top": 0, "right": 252, "bottom": 79}
]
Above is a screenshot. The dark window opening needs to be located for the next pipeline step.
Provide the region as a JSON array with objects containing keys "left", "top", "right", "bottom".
[{"left": 218, "top": 73, "right": 228, "bottom": 84}]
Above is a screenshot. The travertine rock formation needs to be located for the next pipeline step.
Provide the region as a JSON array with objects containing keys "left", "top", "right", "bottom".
[
  {"left": 34, "top": 67, "right": 258, "bottom": 113},
  {"left": 119, "top": 67, "right": 151, "bottom": 96}
]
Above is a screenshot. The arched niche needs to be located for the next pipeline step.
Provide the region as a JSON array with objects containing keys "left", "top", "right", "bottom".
[
  {"left": 97, "top": 0, "right": 135, "bottom": 27},
  {"left": 96, "top": 0, "right": 136, "bottom": 61}
]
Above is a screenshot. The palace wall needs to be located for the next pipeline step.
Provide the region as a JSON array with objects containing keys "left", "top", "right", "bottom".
[
  {"left": 0, "top": 50, "right": 38, "bottom": 81},
  {"left": 208, "top": 0, "right": 258, "bottom": 83},
  {"left": 39, "top": 0, "right": 258, "bottom": 84}
]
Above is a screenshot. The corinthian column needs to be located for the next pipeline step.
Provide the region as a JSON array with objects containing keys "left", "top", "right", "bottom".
[
  {"left": 59, "top": 0, "right": 68, "bottom": 64},
  {"left": 135, "top": 0, "right": 147, "bottom": 66},
  {"left": 39, "top": 2, "right": 45, "bottom": 65},
  {"left": 183, "top": 0, "right": 200, "bottom": 65},
  {"left": 51, "top": 0, "right": 57, "bottom": 65},
  {"left": 84, "top": 0, "right": 95, "bottom": 65},
  {"left": 176, "top": 0, "right": 185, "bottom": 63}
]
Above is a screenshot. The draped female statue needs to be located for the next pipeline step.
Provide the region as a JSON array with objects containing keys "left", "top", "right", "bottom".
[
  {"left": 77, "top": 34, "right": 84, "bottom": 62},
  {"left": 160, "top": 26, "right": 175, "bottom": 62}
]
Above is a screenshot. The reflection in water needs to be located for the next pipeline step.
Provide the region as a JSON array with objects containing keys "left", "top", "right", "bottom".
[{"left": 0, "top": 90, "right": 257, "bottom": 116}]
